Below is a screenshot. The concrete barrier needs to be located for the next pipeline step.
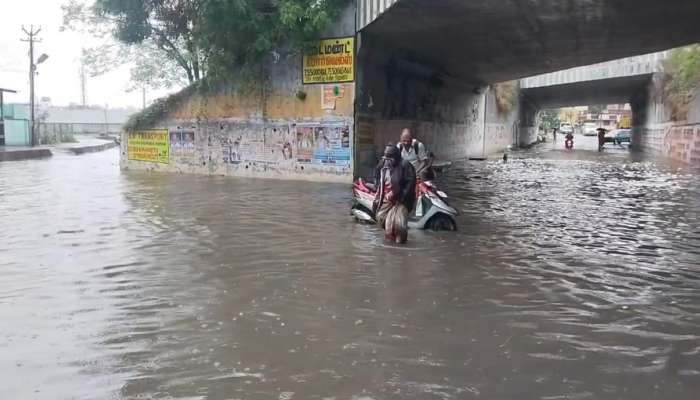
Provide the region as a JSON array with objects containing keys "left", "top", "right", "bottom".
[
  {"left": 64, "top": 141, "right": 119, "bottom": 155},
  {"left": 0, "top": 148, "right": 53, "bottom": 162}
]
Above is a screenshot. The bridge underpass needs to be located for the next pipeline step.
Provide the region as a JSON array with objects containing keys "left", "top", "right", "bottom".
[
  {"left": 520, "top": 73, "right": 655, "bottom": 148},
  {"left": 354, "top": 0, "right": 700, "bottom": 174}
]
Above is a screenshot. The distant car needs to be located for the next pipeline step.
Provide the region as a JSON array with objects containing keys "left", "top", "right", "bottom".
[
  {"left": 613, "top": 129, "right": 631, "bottom": 145},
  {"left": 583, "top": 123, "right": 597, "bottom": 136},
  {"left": 603, "top": 129, "right": 631, "bottom": 146},
  {"left": 559, "top": 124, "right": 574, "bottom": 134}
]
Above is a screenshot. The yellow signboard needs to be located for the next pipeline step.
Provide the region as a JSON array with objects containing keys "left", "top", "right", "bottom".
[
  {"left": 127, "top": 130, "right": 169, "bottom": 164},
  {"left": 303, "top": 37, "right": 354, "bottom": 84},
  {"left": 618, "top": 115, "right": 631, "bottom": 129}
]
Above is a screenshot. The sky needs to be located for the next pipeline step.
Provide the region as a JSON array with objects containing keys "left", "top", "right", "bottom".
[{"left": 0, "top": 0, "right": 180, "bottom": 109}]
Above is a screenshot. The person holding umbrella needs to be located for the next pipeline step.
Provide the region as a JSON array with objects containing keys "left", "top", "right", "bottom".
[{"left": 597, "top": 128, "right": 607, "bottom": 151}]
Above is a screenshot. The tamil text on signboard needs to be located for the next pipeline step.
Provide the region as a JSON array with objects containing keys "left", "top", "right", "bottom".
[
  {"left": 128, "top": 130, "right": 169, "bottom": 164},
  {"left": 303, "top": 37, "right": 354, "bottom": 84}
]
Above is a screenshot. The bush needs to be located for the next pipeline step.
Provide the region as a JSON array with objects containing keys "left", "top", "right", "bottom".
[
  {"left": 123, "top": 84, "right": 200, "bottom": 131},
  {"left": 663, "top": 44, "right": 700, "bottom": 121}
]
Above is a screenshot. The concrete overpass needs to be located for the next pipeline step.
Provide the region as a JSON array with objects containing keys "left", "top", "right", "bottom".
[
  {"left": 353, "top": 0, "right": 700, "bottom": 173},
  {"left": 520, "top": 52, "right": 665, "bottom": 107},
  {"left": 357, "top": 0, "right": 700, "bottom": 83},
  {"left": 517, "top": 52, "right": 668, "bottom": 146}
]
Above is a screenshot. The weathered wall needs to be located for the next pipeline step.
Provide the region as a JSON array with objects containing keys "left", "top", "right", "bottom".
[
  {"left": 484, "top": 87, "right": 520, "bottom": 155},
  {"left": 637, "top": 74, "right": 700, "bottom": 165},
  {"left": 120, "top": 6, "right": 356, "bottom": 183},
  {"left": 355, "top": 32, "right": 518, "bottom": 177},
  {"left": 518, "top": 98, "right": 540, "bottom": 147}
]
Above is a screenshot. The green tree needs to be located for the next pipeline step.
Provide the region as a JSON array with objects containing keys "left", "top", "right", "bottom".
[
  {"left": 62, "top": 0, "right": 190, "bottom": 91},
  {"left": 94, "top": 0, "right": 205, "bottom": 83},
  {"left": 63, "top": 0, "right": 202, "bottom": 84},
  {"left": 197, "top": 0, "right": 351, "bottom": 80},
  {"left": 539, "top": 109, "right": 560, "bottom": 131},
  {"left": 64, "top": 0, "right": 352, "bottom": 87}
]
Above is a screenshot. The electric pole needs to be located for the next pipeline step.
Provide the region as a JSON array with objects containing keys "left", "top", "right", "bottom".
[
  {"left": 21, "top": 25, "right": 41, "bottom": 147},
  {"left": 80, "top": 62, "right": 87, "bottom": 107}
]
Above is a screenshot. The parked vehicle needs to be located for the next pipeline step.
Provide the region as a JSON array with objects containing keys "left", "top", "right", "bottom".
[
  {"left": 603, "top": 129, "right": 631, "bottom": 146},
  {"left": 351, "top": 178, "right": 458, "bottom": 231},
  {"left": 613, "top": 129, "right": 631, "bottom": 145},
  {"left": 583, "top": 122, "right": 598, "bottom": 136}
]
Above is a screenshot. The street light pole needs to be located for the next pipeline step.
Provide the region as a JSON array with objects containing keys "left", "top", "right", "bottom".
[
  {"left": 21, "top": 26, "right": 48, "bottom": 147},
  {"left": 22, "top": 26, "right": 40, "bottom": 146}
]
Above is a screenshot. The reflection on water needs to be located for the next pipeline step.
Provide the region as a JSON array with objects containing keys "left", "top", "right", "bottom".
[{"left": 1, "top": 146, "right": 699, "bottom": 399}]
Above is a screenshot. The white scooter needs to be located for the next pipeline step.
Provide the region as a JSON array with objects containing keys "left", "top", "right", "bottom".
[{"left": 351, "top": 178, "right": 458, "bottom": 231}]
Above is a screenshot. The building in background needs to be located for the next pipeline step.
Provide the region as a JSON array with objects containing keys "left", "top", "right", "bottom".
[
  {"left": 1, "top": 103, "right": 137, "bottom": 145},
  {"left": 1, "top": 104, "right": 31, "bottom": 146},
  {"left": 39, "top": 105, "right": 136, "bottom": 143},
  {"left": 579, "top": 104, "right": 632, "bottom": 129}
]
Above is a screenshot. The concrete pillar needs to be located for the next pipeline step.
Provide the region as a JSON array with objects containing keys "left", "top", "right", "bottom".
[{"left": 518, "top": 97, "right": 540, "bottom": 147}]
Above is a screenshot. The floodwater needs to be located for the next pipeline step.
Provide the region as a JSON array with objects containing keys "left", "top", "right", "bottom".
[{"left": 1, "top": 137, "right": 699, "bottom": 400}]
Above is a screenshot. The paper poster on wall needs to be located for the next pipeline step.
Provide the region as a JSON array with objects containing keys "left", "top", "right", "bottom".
[
  {"left": 222, "top": 135, "right": 243, "bottom": 164},
  {"left": 128, "top": 130, "right": 169, "bottom": 163},
  {"left": 296, "top": 126, "right": 315, "bottom": 163},
  {"left": 303, "top": 37, "right": 354, "bottom": 84},
  {"left": 356, "top": 117, "right": 375, "bottom": 145},
  {"left": 313, "top": 125, "right": 351, "bottom": 166},
  {"left": 321, "top": 84, "right": 346, "bottom": 110},
  {"left": 170, "top": 129, "right": 195, "bottom": 157}
]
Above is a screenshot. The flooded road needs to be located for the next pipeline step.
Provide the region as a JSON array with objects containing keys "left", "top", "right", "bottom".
[{"left": 1, "top": 141, "right": 699, "bottom": 400}]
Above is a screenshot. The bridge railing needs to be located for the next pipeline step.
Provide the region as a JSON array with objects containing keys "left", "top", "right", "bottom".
[{"left": 521, "top": 51, "right": 668, "bottom": 88}]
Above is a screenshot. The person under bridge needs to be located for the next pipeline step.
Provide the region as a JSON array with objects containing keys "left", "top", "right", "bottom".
[{"left": 397, "top": 128, "right": 435, "bottom": 181}]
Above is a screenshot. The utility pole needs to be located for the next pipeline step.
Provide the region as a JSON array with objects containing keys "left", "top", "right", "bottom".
[
  {"left": 142, "top": 86, "right": 146, "bottom": 110},
  {"left": 103, "top": 103, "right": 109, "bottom": 135},
  {"left": 21, "top": 25, "right": 41, "bottom": 147},
  {"left": 80, "top": 62, "right": 87, "bottom": 107}
]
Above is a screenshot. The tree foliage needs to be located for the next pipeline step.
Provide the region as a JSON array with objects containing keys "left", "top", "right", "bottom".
[
  {"left": 62, "top": 0, "right": 189, "bottom": 92},
  {"left": 539, "top": 109, "right": 560, "bottom": 131},
  {"left": 197, "top": 0, "right": 351, "bottom": 80},
  {"left": 663, "top": 44, "right": 700, "bottom": 121},
  {"left": 64, "top": 0, "right": 352, "bottom": 89},
  {"left": 94, "top": 0, "right": 204, "bottom": 83}
]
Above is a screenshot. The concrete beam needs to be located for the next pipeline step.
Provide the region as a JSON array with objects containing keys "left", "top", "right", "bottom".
[
  {"left": 361, "top": 0, "right": 700, "bottom": 83},
  {"left": 521, "top": 74, "right": 653, "bottom": 109},
  {"left": 521, "top": 52, "right": 666, "bottom": 89}
]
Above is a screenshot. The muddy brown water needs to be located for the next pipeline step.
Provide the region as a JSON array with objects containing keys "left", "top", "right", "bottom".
[{"left": 1, "top": 140, "right": 699, "bottom": 399}]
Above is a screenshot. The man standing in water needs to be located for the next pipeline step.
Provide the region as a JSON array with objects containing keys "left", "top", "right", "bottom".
[
  {"left": 374, "top": 145, "right": 416, "bottom": 244},
  {"left": 398, "top": 128, "right": 434, "bottom": 181}
]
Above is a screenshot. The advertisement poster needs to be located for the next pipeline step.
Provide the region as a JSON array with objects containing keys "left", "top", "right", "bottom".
[
  {"left": 321, "top": 84, "right": 346, "bottom": 110},
  {"left": 312, "top": 125, "right": 351, "bottom": 166},
  {"left": 303, "top": 37, "right": 354, "bottom": 84},
  {"left": 295, "top": 126, "right": 315, "bottom": 163},
  {"left": 221, "top": 135, "right": 243, "bottom": 164},
  {"left": 128, "top": 130, "right": 169, "bottom": 163},
  {"left": 170, "top": 129, "right": 195, "bottom": 157}
]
